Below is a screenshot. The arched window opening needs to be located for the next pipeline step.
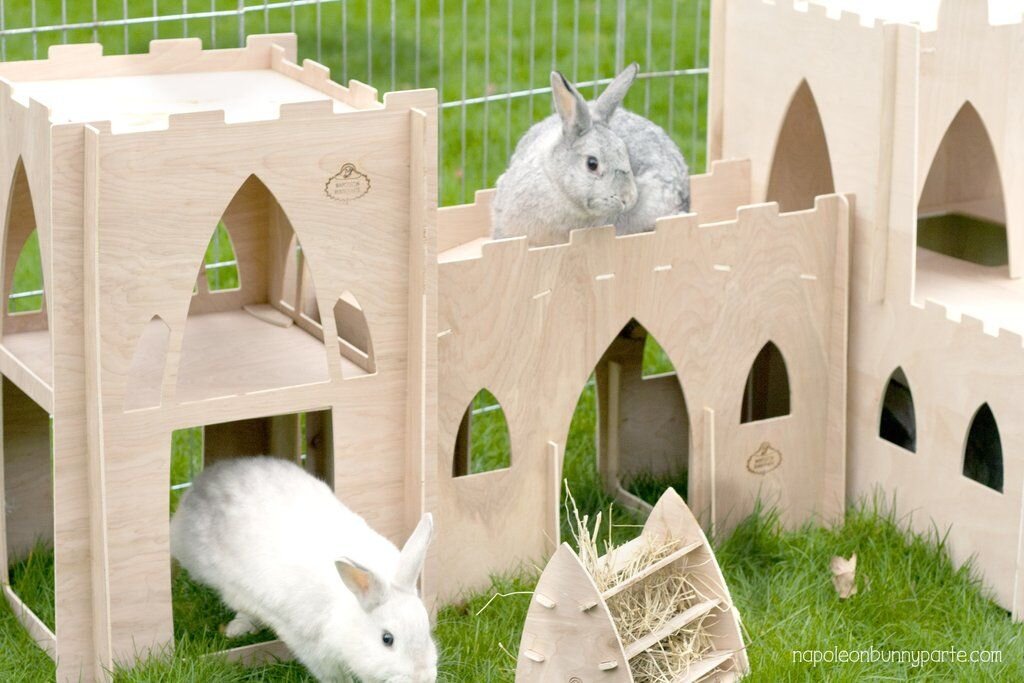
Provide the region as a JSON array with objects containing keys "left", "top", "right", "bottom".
[
  {"left": 915, "top": 103, "right": 1015, "bottom": 331},
  {"left": 177, "top": 175, "right": 329, "bottom": 402},
  {"left": 918, "top": 103, "right": 1006, "bottom": 269},
  {"left": 765, "top": 80, "right": 835, "bottom": 212},
  {"left": 560, "top": 320, "right": 690, "bottom": 546},
  {"left": 1, "top": 159, "right": 50, "bottom": 401},
  {"left": 741, "top": 341, "right": 791, "bottom": 423},
  {"left": 879, "top": 367, "right": 916, "bottom": 452},
  {"left": 452, "top": 389, "right": 511, "bottom": 476},
  {"left": 4, "top": 160, "right": 45, "bottom": 322},
  {"left": 963, "top": 403, "right": 1003, "bottom": 493}
]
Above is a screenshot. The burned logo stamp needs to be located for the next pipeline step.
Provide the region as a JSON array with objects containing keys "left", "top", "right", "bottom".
[
  {"left": 746, "top": 441, "right": 782, "bottom": 474},
  {"left": 325, "top": 163, "right": 371, "bottom": 202}
]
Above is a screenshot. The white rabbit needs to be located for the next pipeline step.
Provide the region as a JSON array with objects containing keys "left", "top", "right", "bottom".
[
  {"left": 170, "top": 456, "right": 437, "bottom": 683},
  {"left": 492, "top": 63, "right": 690, "bottom": 246}
]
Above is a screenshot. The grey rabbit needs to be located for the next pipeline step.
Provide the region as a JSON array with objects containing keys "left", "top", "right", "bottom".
[
  {"left": 492, "top": 63, "right": 690, "bottom": 246},
  {"left": 170, "top": 456, "right": 437, "bottom": 683}
]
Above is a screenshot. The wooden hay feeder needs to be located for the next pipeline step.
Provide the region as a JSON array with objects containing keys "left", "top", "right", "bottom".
[{"left": 516, "top": 489, "right": 748, "bottom": 682}]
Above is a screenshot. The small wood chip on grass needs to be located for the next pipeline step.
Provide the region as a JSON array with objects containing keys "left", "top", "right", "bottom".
[{"left": 830, "top": 553, "right": 857, "bottom": 599}]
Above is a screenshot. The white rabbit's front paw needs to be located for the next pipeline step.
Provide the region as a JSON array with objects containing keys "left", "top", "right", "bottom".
[{"left": 223, "top": 612, "right": 260, "bottom": 638}]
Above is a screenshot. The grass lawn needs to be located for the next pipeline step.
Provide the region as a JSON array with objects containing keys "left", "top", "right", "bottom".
[
  {"left": 0, "top": 1, "right": 1022, "bottom": 681},
  {"left": 4, "top": 375, "right": 1023, "bottom": 681}
]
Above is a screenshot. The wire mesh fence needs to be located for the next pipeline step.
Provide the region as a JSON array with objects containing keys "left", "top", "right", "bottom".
[
  {"left": 0, "top": 0, "right": 708, "bottom": 501},
  {"left": 0, "top": 0, "right": 709, "bottom": 208}
]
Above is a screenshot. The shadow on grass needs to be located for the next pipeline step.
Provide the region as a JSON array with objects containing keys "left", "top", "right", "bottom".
[{"left": 171, "top": 565, "right": 278, "bottom": 651}]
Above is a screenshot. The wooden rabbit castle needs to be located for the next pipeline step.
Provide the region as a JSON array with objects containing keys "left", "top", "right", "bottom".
[
  {"left": 709, "top": 0, "right": 1024, "bottom": 620},
  {"left": 2, "top": 0, "right": 1022, "bottom": 679}
]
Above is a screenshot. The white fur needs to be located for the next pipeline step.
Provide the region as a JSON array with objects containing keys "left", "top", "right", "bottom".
[{"left": 170, "top": 457, "right": 437, "bottom": 683}]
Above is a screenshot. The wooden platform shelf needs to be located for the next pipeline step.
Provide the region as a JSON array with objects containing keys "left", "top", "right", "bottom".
[{"left": 173, "top": 310, "right": 331, "bottom": 404}]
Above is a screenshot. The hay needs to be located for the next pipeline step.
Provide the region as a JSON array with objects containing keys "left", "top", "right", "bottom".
[{"left": 563, "top": 484, "right": 723, "bottom": 683}]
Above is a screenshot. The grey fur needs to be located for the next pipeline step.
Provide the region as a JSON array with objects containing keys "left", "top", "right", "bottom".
[{"left": 492, "top": 63, "right": 690, "bottom": 246}]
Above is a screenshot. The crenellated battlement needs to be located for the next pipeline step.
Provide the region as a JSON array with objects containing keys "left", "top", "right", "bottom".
[
  {"left": 760, "top": 0, "right": 882, "bottom": 32},
  {"left": 766, "top": 0, "right": 1024, "bottom": 32},
  {"left": 0, "top": 33, "right": 291, "bottom": 82},
  {"left": 0, "top": 33, "right": 426, "bottom": 136},
  {"left": 441, "top": 191, "right": 845, "bottom": 290},
  {"left": 916, "top": 297, "right": 1024, "bottom": 356}
]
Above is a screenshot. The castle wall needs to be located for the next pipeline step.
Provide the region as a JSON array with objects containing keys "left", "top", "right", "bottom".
[
  {"left": 712, "top": 0, "right": 1024, "bottom": 617},
  {"left": 431, "top": 160, "right": 848, "bottom": 602}
]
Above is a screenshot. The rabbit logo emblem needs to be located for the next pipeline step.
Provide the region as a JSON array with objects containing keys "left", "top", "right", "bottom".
[
  {"left": 325, "top": 163, "right": 371, "bottom": 202},
  {"left": 746, "top": 441, "right": 782, "bottom": 474}
]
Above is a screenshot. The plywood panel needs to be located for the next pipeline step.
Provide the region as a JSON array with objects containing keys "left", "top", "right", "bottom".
[
  {"left": 712, "top": 0, "right": 1024, "bottom": 617},
  {"left": 39, "top": 38, "right": 440, "bottom": 673},
  {"left": 90, "top": 88, "right": 436, "bottom": 658},
  {"left": 432, "top": 184, "right": 849, "bottom": 602}
]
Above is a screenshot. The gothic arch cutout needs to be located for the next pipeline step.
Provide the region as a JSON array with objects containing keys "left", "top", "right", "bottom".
[
  {"left": 452, "top": 388, "right": 511, "bottom": 477},
  {"left": 741, "top": 341, "right": 791, "bottom": 423},
  {"left": 917, "top": 102, "right": 1007, "bottom": 270},
  {"left": 879, "top": 367, "right": 916, "bottom": 452},
  {"left": 559, "top": 319, "right": 691, "bottom": 536},
  {"left": 176, "top": 175, "right": 329, "bottom": 402},
  {"left": 3, "top": 158, "right": 47, "bottom": 328},
  {"left": 963, "top": 403, "right": 1003, "bottom": 493},
  {"left": 765, "top": 80, "right": 835, "bottom": 212}
]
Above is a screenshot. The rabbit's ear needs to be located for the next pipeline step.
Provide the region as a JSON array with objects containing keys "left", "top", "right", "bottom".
[
  {"left": 594, "top": 62, "right": 639, "bottom": 122},
  {"left": 394, "top": 513, "right": 434, "bottom": 592},
  {"left": 550, "top": 70, "right": 592, "bottom": 138},
  {"left": 336, "top": 558, "right": 388, "bottom": 611}
]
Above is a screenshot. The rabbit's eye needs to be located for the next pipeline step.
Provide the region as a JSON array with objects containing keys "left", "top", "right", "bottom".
[
  {"left": 586, "top": 155, "right": 599, "bottom": 172},
  {"left": 382, "top": 630, "right": 395, "bottom": 647}
]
